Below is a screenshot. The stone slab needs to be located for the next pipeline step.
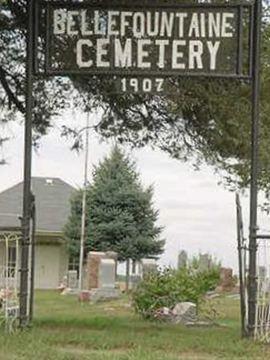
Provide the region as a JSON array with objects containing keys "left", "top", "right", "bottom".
[
  {"left": 90, "top": 288, "right": 120, "bottom": 302},
  {"left": 177, "top": 250, "right": 187, "bottom": 270},
  {"left": 99, "top": 258, "right": 116, "bottom": 289}
]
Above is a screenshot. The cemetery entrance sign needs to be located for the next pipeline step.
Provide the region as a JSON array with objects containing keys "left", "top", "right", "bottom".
[
  {"left": 35, "top": 1, "right": 253, "bottom": 92},
  {"left": 21, "top": 0, "right": 261, "bottom": 341}
]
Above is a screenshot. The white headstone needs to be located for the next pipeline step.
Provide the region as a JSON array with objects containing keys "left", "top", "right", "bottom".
[
  {"left": 198, "top": 254, "right": 211, "bottom": 272},
  {"left": 259, "top": 266, "right": 267, "bottom": 279},
  {"left": 99, "top": 259, "right": 116, "bottom": 289},
  {"left": 177, "top": 250, "right": 188, "bottom": 270}
]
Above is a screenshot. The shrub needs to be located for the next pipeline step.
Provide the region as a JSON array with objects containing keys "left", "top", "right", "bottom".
[{"left": 132, "top": 262, "right": 220, "bottom": 319}]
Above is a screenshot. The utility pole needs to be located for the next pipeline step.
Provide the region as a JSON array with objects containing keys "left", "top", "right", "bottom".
[
  {"left": 78, "top": 113, "right": 90, "bottom": 291},
  {"left": 20, "top": 0, "right": 34, "bottom": 328}
]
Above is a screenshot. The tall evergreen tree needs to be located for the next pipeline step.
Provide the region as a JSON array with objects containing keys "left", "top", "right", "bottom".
[{"left": 64, "top": 146, "right": 164, "bottom": 272}]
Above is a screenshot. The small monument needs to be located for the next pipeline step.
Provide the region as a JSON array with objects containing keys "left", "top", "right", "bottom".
[
  {"left": 258, "top": 266, "right": 267, "bottom": 280},
  {"left": 198, "top": 253, "right": 212, "bottom": 272},
  {"left": 87, "top": 251, "right": 106, "bottom": 289},
  {"left": 99, "top": 259, "right": 116, "bottom": 288},
  {"left": 86, "top": 251, "right": 119, "bottom": 301},
  {"left": 177, "top": 250, "right": 187, "bottom": 270},
  {"left": 140, "top": 258, "right": 157, "bottom": 278},
  {"left": 218, "top": 267, "right": 235, "bottom": 292}
]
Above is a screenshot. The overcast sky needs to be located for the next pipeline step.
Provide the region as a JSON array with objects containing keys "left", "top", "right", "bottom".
[{"left": 1, "top": 111, "right": 268, "bottom": 272}]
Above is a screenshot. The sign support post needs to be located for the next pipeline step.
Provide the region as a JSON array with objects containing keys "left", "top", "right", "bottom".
[
  {"left": 29, "top": 193, "right": 36, "bottom": 322},
  {"left": 19, "top": 0, "right": 34, "bottom": 328},
  {"left": 247, "top": 0, "right": 262, "bottom": 338}
]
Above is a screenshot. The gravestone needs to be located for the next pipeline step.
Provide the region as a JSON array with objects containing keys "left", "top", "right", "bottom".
[
  {"left": 67, "top": 270, "right": 78, "bottom": 289},
  {"left": 141, "top": 259, "right": 157, "bottom": 278},
  {"left": 177, "top": 250, "right": 188, "bottom": 270},
  {"left": 198, "top": 253, "right": 211, "bottom": 272},
  {"left": 87, "top": 251, "right": 106, "bottom": 289},
  {"left": 105, "top": 251, "right": 118, "bottom": 277},
  {"left": 129, "top": 274, "right": 141, "bottom": 289},
  {"left": 218, "top": 267, "right": 234, "bottom": 292},
  {"left": 86, "top": 251, "right": 120, "bottom": 301},
  {"left": 259, "top": 266, "right": 267, "bottom": 280},
  {"left": 99, "top": 259, "right": 115, "bottom": 288}
]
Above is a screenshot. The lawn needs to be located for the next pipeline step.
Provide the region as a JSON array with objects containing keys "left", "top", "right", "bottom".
[{"left": 0, "top": 291, "right": 270, "bottom": 360}]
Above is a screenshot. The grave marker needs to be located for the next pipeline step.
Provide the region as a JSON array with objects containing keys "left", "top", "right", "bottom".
[{"left": 177, "top": 250, "right": 188, "bottom": 270}]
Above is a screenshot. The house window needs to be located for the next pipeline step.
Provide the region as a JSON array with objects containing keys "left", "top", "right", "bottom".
[{"left": 69, "top": 258, "right": 79, "bottom": 273}]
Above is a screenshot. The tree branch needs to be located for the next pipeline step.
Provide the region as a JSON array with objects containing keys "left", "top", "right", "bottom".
[{"left": 0, "top": 66, "right": 25, "bottom": 113}]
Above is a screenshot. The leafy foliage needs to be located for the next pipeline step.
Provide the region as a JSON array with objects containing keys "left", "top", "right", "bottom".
[
  {"left": 132, "top": 261, "right": 220, "bottom": 319},
  {"left": 0, "top": 1, "right": 72, "bottom": 142},
  {"left": 2, "top": 1, "right": 270, "bottom": 197},
  {"left": 64, "top": 146, "right": 164, "bottom": 263}
]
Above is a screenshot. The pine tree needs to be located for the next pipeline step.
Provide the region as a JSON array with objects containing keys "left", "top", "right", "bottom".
[{"left": 64, "top": 146, "right": 164, "bottom": 284}]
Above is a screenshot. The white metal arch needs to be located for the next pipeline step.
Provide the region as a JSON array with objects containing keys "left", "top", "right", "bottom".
[{"left": 0, "top": 231, "right": 20, "bottom": 333}]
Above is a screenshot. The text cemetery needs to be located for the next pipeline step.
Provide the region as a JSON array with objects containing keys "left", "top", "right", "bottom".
[{"left": 52, "top": 9, "right": 237, "bottom": 72}]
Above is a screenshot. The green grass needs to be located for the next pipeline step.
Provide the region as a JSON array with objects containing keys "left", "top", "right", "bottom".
[{"left": 0, "top": 291, "right": 270, "bottom": 359}]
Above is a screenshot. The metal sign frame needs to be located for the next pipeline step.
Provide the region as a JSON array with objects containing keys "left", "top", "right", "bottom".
[
  {"left": 34, "top": 0, "right": 254, "bottom": 80},
  {"left": 21, "top": 0, "right": 261, "bottom": 340}
]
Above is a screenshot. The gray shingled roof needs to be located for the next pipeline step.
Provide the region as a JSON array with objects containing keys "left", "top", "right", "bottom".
[{"left": 0, "top": 177, "right": 76, "bottom": 233}]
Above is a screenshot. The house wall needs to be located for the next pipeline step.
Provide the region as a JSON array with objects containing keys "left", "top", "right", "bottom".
[
  {"left": 59, "top": 242, "right": 69, "bottom": 285},
  {"left": 0, "top": 235, "right": 69, "bottom": 290},
  {"left": 34, "top": 241, "right": 69, "bottom": 289}
]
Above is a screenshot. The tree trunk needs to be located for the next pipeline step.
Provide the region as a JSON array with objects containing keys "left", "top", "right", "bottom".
[
  {"left": 125, "top": 259, "right": 130, "bottom": 292},
  {"left": 132, "top": 259, "right": 136, "bottom": 274}
]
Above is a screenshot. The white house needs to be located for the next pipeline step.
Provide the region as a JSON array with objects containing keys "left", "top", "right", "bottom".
[{"left": 0, "top": 177, "right": 75, "bottom": 289}]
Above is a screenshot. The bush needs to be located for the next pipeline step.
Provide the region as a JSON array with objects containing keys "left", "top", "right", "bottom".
[{"left": 132, "top": 262, "right": 220, "bottom": 319}]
